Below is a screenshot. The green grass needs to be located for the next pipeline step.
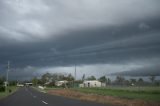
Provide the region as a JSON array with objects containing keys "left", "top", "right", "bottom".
[
  {"left": 73, "top": 86, "right": 160, "bottom": 101},
  {"left": 0, "top": 86, "right": 18, "bottom": 99}
]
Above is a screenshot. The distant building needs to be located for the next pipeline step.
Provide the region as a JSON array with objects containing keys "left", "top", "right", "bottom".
[
  {"left": 79, "top": 80, "right": 102, "bottom": 88},
  {"left": 17, "top": 83, "right": 24, "bottom": 87},
  {"left": 55, "top": 80, "right": 68, "bottom": 87},
  {"left": 25, "top": 83, "right": 33, "bottom": 86}
]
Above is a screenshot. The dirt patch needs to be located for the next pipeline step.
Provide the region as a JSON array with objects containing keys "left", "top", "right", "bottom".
[{"left": 47, "top": 89, "right": 160, "bottom": 106}]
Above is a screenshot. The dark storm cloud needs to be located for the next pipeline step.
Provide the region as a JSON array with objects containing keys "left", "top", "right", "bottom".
[
  {"left": 0, "top": 0, "right": 160, "bottom": 79},
  {"left": 1, "top": 19, "right": 160, "bottom": 67}
]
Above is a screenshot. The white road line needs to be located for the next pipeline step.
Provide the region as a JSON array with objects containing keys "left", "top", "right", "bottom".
[{"left": 42, "top": 101, "right": 48, "bottom": 105}]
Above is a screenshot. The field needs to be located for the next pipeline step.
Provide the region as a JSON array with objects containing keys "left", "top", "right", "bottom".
[
  {"left": 46, "top": 86, "right": 160, "bottom": 106},
  {"left": 74, "top": 86, "right": 160, "bottom": 101},
  {"left": 0, "top": 86, "right": 18, "bottom": 99}
]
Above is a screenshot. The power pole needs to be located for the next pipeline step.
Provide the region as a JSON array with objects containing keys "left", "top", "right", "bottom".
[
  {"left": 6, "top": 61, "right": 10, "bottom": 92},
  {"left": 75, "top": 63, "right": 76, "bottom": 81},
  {"left": 74, "top": 63, "right": 76, "bottom": 88}
]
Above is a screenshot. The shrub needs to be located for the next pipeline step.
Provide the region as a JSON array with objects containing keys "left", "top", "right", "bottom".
[{"left": 0, "top": 85, "right": 5, "bottom": 92}]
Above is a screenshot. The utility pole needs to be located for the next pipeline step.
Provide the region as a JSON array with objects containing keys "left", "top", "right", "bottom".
[
  {"left": 75, "top": 63, "right": 76, "bottom": 81},
  {"left": 74, "top": 63, "right": 76, "bottom": 88},
  {"left": 6, "top": 61, "right": 10, "bottom": 92}
]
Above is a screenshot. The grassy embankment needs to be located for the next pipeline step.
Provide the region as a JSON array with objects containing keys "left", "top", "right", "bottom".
[
  {"left": 73, "top": 86, "right": 160, "bottom": 101},
  {"left": 0, "top": 86, "right": 18, "bottom": 99}
]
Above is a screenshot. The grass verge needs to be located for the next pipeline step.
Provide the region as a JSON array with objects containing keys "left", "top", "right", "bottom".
[
  {"left": 74, "top": 87, "right": 160, "bottom": 101},
  {"left": 0, "top": 86, "right": 18, "bottom": 99},
  {"left": 46, "top": 86, "right": 160, "bottom": 106}
]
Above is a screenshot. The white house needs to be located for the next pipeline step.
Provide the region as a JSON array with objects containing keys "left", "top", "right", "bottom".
[
  {"left": 80, "top": 80, "right": 102, "bottom": 88},
  {"left": 55, "top": 80, "right": 68, "bottom": 86},
  {"left": 25, "top": 83, "right": 33, "bottom": 86},
  {"left": 17, "top": 83, "right": 24, "bottom": 87}
]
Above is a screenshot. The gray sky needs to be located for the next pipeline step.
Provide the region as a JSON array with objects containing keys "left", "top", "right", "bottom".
[{"left": 0, "top": 0, "right": 160, "bottom": 80}]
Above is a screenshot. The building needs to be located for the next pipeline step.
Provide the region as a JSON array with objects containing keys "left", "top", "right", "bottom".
[
  {"left": 25, "top": 83, "right": 33, "bottom": 86},
  {"left": 80, "top": 80, "right": 102, "bottom": 88},
  {"left": 17, "top": 83, "right": 24, "bottom": 87},
  {"left": 55, "top": 80, "right": 68, "bottom": 87}
]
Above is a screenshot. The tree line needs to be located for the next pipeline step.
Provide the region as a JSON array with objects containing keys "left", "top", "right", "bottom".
[{"left": 30, "top": 73, "right": 159, "bottom": 87}]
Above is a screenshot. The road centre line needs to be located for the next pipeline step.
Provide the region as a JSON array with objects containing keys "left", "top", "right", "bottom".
[{"left": 42, "top": 101, "right": 48, "bottom": 105}]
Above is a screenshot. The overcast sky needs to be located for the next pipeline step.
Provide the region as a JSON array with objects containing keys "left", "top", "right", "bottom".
[{"left": 0, "top": 0, "right": 160, "bottom": 80}]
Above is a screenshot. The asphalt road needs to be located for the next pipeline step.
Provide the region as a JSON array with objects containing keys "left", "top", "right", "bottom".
[{"left": 0, "top": 87, "right": 114, "bottom": 106}]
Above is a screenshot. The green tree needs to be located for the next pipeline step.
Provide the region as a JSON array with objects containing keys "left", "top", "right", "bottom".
[
  {"left": 87, "top": 76, "right": 96, "bottom": 80},
  {"left": 98, "top": 76, "right": 107, "bottom": 83},
  {"left": 107, "top": 78, "right": 111, "bottom": 84},
  {"left": 9, "top": 80, "right": 17, "bottom": 86},
  {"left": 41, "top": 73, "right": 52, "bottom": 84},
  {"left": 138, "top": 78, "right": 143, "bottom": 82},
  {"left": 115, "top": 76, "right": 125, "bottom": 85},
  {"left": 149, "top": 75, "right": 156, "bottom": 83},
  {"left": 0, "top": 77, "right": 5, "bottom": 85},
  {"left": 0, "top": 77, "right": 5, "bottom": 92},
  {"left": 31, "top": 77, "right": 38, "bottom": 86},
  {"left": 130, "top": 79, "right": 137, "bottom": 85},
  {"left": 63, "top": 74, "right": 74, "bottom": 81}
]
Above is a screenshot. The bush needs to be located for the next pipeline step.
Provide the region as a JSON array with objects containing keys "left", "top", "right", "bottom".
[
  {"left": 0, "top": 85, "right": 5, "bottom": 92},
  {"left": 8, "top": 89, "right": 12, "bottom": 93}
]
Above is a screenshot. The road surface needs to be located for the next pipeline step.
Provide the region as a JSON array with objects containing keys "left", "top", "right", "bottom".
[{"left": 0, "top": 87, "right": 114, "bottom": 106}]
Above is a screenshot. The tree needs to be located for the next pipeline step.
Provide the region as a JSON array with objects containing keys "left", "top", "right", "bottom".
[
  {"left": 52, "top": 73, "right": 60, "bottom": 82},
  {"left": 0, "top": 77, "right": 5, "bottom": 85},
  {"left": 41, "top": 73, "right": 52, "bottom": 84},
  {"left": 115, "top": 76, "right": 125, "bottom": 85},
  {"left": 138, "top": 78, "right": 143, "bottom": 82},
  {"left": 31, "top": 77, "right": 38, "bottom": 86},
  {"left": 0, "top": 77, "right": 5, "bottom": 92},
  {"left": 86, "top": 76, "right": 96, "bottom": 80},
  {"left": 63, "top": 74, "right": 74, "bottom": 81},
  {"left": 107, "top": 78, "right": 111, "bottom": 84},
  {"left": 9, "top": 80, "right": 17, "bottom": 86},
  {"left": 98, "top": 76, "right": 107, "bottom": 83},
  {"left": 149, "top": 75, "right": 156, "bottom": 83},
  {"left": 130, "top": 79, "right": 136, "bottom": 85}
]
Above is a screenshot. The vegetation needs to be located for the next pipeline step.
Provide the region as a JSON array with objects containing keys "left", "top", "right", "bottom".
[
  {"left": 98, "top": 76, "right": 107, "bottom": 83},
  {"left": 0, "top": 76, "right": 19, "bottom": 99},
  {"left": 0, "top": 86, "right": 17, "bottom": 99},
  {"left": 0, "top": 77, "right": 5, "bottom": 92},
  {"left": 86, "top": 76, "right": 96, "bottom": 80},
  {"left": 31, "top": 73, "right": 75, "bottom": 88},
  {"left": 74, "top": 86, "right": 160, "bottom": 101},
  {"left": 149, "top": 75, "right": 156, "bottom": 83},
  {"left": 30, "top": 72, "right": 160, "bottom": 89}
]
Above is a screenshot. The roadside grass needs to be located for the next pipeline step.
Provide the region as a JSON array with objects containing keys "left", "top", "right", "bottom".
[
  {"left": 73, "top": 86, "right": 160, "bottom": 101},
  {"left": 0, "top": 86, "right": 17, "bottom": 99}
]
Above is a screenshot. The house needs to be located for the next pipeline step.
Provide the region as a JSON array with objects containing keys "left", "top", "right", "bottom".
[
  {"left": 80, "top": 80, "right": 102, "bottom": 88},
  {"left": 17, "top": 83, "right": 24, "bottom": 87},
  {"left": 55, "top": 80, "right": 68, "bottom": 87},
  {"left": 79, "top": 84, "right": 84, "bottom": 88},
  {"left": 25, "top": 83, "right": 33, "bottom": 86}
]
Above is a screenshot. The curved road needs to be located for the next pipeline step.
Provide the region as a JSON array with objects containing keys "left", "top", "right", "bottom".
[{"left": 0, "top": 87, "right": 114, "bottom": 106}]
